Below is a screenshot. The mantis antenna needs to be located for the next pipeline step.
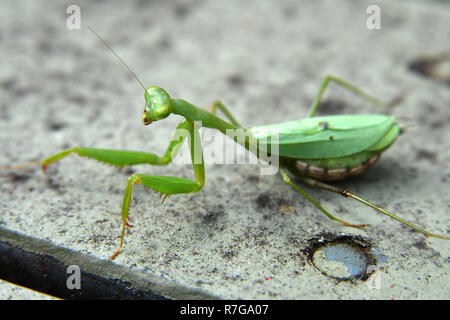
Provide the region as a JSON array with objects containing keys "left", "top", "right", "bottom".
[{"left": 87, "top": 26, "right": 147, "bottom": 91}]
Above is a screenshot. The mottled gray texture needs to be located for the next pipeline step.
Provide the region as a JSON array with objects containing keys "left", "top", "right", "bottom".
[{"left": 0, "top": 0, "right": 449, "bottom": 299}]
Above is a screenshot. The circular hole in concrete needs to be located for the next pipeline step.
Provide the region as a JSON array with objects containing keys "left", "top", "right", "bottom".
[{"left": 305, "top": 234, "right": 378, "bottom": 281}]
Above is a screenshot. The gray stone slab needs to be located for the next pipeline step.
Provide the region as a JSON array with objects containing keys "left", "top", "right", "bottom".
[{"left": 0, "top": 0, "right": 449, "bottom": 299}]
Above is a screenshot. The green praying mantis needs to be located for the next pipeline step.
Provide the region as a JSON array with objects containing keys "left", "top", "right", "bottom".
[{"left": 8, "top": 28, "right": 449, "bottom": 261}]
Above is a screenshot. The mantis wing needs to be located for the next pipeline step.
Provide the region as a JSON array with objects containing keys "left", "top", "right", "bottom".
[{"left": 248, "top": 114, "right": 399, "bottom": 159}]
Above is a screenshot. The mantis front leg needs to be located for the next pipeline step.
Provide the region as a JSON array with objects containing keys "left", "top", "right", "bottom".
[
  {"left": 8, "top": 119, "right": 192, "bottom": 171},
  {"left": 110, "top": 121, "right": 205, "bottom": 260},
  {"left": 8, "top": 119, "right": 206, "bottom": 260}
]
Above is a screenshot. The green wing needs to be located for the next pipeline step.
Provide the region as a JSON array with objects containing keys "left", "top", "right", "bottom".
[{"left": 248, "top": 114, "right": 399, "bottom": 159}]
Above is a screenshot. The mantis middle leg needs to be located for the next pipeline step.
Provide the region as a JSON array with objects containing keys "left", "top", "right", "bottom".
[
  {"left": 278, "top": 166, "right": 369, "bottom": 229},
  {"left": 207, "top": 100, "right": 243, "bottom": 128}
]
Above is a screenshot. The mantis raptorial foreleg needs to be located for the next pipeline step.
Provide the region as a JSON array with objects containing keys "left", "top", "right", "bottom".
[
  {"left": 9, "top": 119, "right": 208, "bottom": 260},
  {"left": 278, "top": 167, "right": 369, "bottom": 228},
  {"left": 109, "top": 121, "right": 205, "bottom": 260},
  {"left": 9, "top": 119, "right": 191, "bottom": 171}
]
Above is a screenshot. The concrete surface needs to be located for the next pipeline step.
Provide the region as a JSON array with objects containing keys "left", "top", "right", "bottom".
[
  {"left": 0, "top": 279, "right": 57, "bottom": 300},
  {"left": 0, "top": 0, "right": 449, "bottom": 299}
]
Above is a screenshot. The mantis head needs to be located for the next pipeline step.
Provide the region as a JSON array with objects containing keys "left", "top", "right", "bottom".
[
  {"left": 87, "top": 28, "right": 173, "bottom": 126},
  {"left": 142, "top": 86, "right": 173, "bottom": 125}
]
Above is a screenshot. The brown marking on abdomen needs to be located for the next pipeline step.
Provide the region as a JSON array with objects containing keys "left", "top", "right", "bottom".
[{"left": 294, "top": 155, "right": 379, "bottom": 181}]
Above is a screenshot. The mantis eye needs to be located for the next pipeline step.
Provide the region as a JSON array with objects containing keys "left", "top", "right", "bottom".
[{"left": 153, "top": 106, "right": 170, "bottom": 119}]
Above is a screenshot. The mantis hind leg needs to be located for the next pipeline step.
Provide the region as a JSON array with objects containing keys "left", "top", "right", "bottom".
[
  {"left": 307, "top": 75, "right": 393, "bottom": 118},
  {"left": 297, "top": 175, "right": 450, "bottom": 240},
  {"left": 279, "top": 167, "right": 369, "bottom": 229}
]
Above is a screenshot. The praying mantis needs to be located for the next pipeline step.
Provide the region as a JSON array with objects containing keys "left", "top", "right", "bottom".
[{"left": 8, "top": 28, "right": 449, "bottom": 261}]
